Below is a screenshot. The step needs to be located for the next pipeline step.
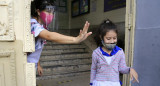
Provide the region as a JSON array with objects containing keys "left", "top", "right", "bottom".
[
  {"left": 43, "top": 44, "right": 87, "bottom": 50},
  {"left": 40, "top": 58, "right": 92, "bottom": 67},
  {"left": 40, "top": 53, "right": 91, "bottom": 61},
  {"left": 36, "top": 71, "right": 90, "bottom": 80},
  {"left": 45, "top": 41, "right": 84, "bottom": 44},
  {"left": 39, "top": 64, "right": 91, "bottom": 76},
  {"left": 44, "top": 43, "right": 84, "bottom": 46},
  {"left": 41, "top": 48, "right": 86, "bottom": 55},
  {"left": 37, "top": 41, "right": 92, "bottom": 80}
]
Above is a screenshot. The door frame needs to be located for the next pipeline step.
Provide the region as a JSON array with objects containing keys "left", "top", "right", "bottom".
[{"left": 123, "top": 0, "right": 136, "bottom": 86}]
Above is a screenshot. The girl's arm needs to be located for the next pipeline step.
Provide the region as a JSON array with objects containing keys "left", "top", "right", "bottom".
[
  {"left": 90, "top": 52, "right": 97, "bottom": 85},
  {"left": 119, "top": 50, "right": 130, "bottom": 74},
  {"left": 119, "top": 50, "right": 139, "bottom": 83},
  {"left": 39, "top": 21, "right": 92, "bottom": 44}
]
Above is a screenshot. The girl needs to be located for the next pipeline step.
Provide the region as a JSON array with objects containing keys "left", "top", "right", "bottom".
[
  {"left": 28, "top": 0, "right": 92, "bottom": 76},
  {"left": 90, "top": 19, "right": 139, "bottom": 86}
]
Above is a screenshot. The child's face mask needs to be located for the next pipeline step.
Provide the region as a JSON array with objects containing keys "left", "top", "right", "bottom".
[
  {"left": 40, "top": 11, "right": 54, "bottom": 25},
  {"left": 101, "top": 40, "right": 116, "bottom": 50}
]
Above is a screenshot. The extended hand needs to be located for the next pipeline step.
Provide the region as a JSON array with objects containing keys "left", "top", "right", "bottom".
[
  {"left": 130, "top": 68, "right": 139, "bottom": 83},
  {"left": 76, "top": 21, "right": 92, "bottom": 43}
]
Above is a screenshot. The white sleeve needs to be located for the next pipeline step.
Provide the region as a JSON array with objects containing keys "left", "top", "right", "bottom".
[{"left": 31, "top": 24, "right": 45, "bottom": 37}]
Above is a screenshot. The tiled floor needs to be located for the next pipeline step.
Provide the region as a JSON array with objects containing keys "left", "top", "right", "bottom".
[{"left": 37, "top": 73, "right": 90, "bottom": 86}]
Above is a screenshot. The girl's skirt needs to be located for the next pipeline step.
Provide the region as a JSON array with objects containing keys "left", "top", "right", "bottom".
[{"left": 92, "top": 80, "right": 121, "bottom": 86}]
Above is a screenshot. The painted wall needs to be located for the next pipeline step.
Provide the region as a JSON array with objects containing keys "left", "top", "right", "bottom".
[
  {"left": 49, "top": 0, "right": 69, "bottom": 30},
  {"left": 132, "top": 0, "right": 160, "bottom": 86},
  {"left": 49, "top": 0, "right": 126, "bottom": 30},
  {"left": 69, "top": 0, "right": 126, "bottom": 29},
  {"left": 49, "top": 12, "right": 69, "bottom": 30}
]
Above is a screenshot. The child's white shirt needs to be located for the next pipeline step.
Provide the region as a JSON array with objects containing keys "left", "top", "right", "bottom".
[{"left": 104, "top": 55, "right": 113, "bottom": 65}]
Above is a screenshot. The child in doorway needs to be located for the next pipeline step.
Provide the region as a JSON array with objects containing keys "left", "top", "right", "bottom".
[{"left": 90, "top": 19, "right": 139, "bottom": 86}]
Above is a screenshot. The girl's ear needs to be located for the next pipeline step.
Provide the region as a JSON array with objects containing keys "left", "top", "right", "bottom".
[{"left": 36, "top": 9, "right": 40, "bottom": 16}]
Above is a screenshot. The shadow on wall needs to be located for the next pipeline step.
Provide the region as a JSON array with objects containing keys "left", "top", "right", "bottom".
[{"left": 116, "top": 22, "right": 125, "bottom": 50}]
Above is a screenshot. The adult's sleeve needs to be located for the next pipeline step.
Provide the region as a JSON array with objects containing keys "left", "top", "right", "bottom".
[{"left": 31, "top": 24, "right": 45, "bottom": 37}]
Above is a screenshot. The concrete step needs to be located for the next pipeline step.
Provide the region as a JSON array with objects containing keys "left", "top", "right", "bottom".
[
  {"left": 45, "top": 41, "right": 83, "bottom": 44},
  {"left": 43, "top": 44, "right": 87, "bottom": 50},
  {"left": 41, "top": 48, "right": 87, "bottom": 55},
  {"left": 36, "top": 71, "right": 90, "bottom": 80},
  {"left": 37, "top": 41, "right": 92, "bottom": 81},
  {"left": 45, "top": 43, "right": 83, "bottom": 46},
  {"left": 40, "top": 53, "right": 91, "bottom": 61},
  {"left": 39, "top": 64, "right": 91, "bottom": 76},
  {"left": 40, "top": 58, "right": 92, "bottom": 67}
]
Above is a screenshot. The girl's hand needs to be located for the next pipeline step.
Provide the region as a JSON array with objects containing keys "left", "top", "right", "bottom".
[
  {"left": 76, "top": 21, "right": 92, "bottom": 43},
  {"left": 130, "top": 68, "right": 139, "bottom": 83},
  {"left": 37, "top": 65, "right": 43, "bottom": 76}
]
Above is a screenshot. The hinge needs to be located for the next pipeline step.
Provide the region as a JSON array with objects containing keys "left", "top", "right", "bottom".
[{"left": 128, "top": 14, "right": 132, "bottom": 30}]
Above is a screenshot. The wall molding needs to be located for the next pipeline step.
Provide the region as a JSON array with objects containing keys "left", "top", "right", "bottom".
[
  {"left": 0, "top": 49, "right": 16, "bottom": 86},
  {"left": 0, "top": 0, "right": 15, "bottom": 41},
  {"left": 24, "top": 63, "right": 36, "bottom": 86},
  {"left": 23, "top": 0, "right": 35, "bottom": 52}
]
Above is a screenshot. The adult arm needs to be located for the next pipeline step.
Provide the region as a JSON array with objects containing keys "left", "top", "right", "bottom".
[
  {"left": 39, "top": 21, "right": 92, "bottom": 44},
  {"left": 37, "top": 61, "right": 43, "bottom": 76}
]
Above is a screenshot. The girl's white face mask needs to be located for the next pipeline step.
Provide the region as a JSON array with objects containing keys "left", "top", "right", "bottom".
[{"left": 101, "top": 40, "right": 116, "bottom": 50}]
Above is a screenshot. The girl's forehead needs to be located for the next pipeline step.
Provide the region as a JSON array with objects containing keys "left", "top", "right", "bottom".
[
  {"left": 105, "top": 30, "right": 117, "bottom": 37},
  {"left": 106, "top": 30, "right": 117, "bottom": 34}
]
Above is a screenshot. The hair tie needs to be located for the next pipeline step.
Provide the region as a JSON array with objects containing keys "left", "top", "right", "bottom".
[{"left": 106, "top": 20, "right": 110, "bottom": 23}]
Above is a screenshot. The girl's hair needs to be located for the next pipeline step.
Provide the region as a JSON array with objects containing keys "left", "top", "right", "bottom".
[
  {"left": 31, "top": 0, "right": 55, "bottom": 17},
  {"left": 94, "top": 19, "right": 118, "bottom": 47}
]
